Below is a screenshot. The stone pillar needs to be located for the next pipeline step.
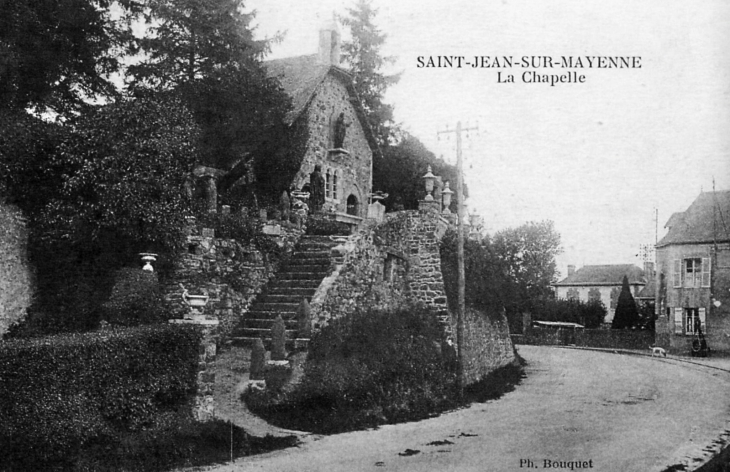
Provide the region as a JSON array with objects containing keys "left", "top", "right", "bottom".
[
  {"left": 418, "top": 200, "right": 441, "bottom": 212},
  {"left": 204, "top": 176, "right": 217, "bottom": 213},
  {"left": 168, "top": 318, "right": 219, "bottom": 421}
]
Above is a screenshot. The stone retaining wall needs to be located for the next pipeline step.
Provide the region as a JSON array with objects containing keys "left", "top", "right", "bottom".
[
  {"left": 457, "top": 308, "right": 517, "bottom": 384},
  {"left": 164, "top": 222, "right": 303, "bottom": 337},
  {"left": 517, "top": 327, "right": 655, "bottom": 350},
  {"left": 310, "top": 210, "right": 450, "bottom": 330}
]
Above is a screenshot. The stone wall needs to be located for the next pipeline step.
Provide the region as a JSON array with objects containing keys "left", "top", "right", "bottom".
[
  {"left": 456, "top": 308, "right": 516, "bottom": 384},
  {"left": 164, "top": 222, "right": 303, "bottom": 337},
  {"left": 310, "top": 210, "right": 450, "bottom": 330},
  {"left": 0, "top": 203, "right": 33, "bottom": 336},
  {"left": 311, "top": 209, "right": 517, "bottom": 386},
  {"left": 518, "top": 327, "right": 655, "bottom": 350},
  {"left": 292, "top": 74, "right": 373, "bottom": 218},
  {"left": 169, "top": 319, "right": 218, "bottom": 421}
]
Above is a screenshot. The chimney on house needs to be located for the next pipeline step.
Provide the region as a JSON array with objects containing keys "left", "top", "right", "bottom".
[
  {"left": 643, "top": 261, "right": 655, "bottom": 279},
  {"left": 567, "top": 265, "right": 576, "bottom": 277},
  {"left": 318, "top": 16, "right": 341, "bottom": 66}
]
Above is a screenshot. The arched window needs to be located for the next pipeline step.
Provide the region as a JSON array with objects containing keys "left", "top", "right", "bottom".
[
  {"left": 332, "top": 170, "right": 339, "bottom": 200},
  {"left": 346, "top": 194, "right": 358, "bottom": 216},
  {"left": 325, "top": 169, "right": 332, "bottom": 198}
]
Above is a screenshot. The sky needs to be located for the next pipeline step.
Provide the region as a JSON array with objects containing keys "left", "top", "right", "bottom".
[{"left": 246, "top": 0, "right": 730, "bottom": 278}]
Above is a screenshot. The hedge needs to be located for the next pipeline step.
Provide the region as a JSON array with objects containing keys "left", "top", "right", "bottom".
[{"left": 0, "top": 324, "right": 202, "bottom": 468}]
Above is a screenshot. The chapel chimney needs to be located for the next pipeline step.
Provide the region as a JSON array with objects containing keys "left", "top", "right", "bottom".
[
  {"left": 318, "top": 16, "right": 341, "bottom": 66},
  {"left": 567, "top": 265, "right": 576, "bottom": 277}
]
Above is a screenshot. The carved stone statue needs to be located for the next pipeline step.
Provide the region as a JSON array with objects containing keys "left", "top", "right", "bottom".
[
  {"left": 333, "top": 111, "right": 348, "bottom": 149},
  {"left": 280, "top": 190, "right": 291, "bottom": 221},
  {"left": 309, "top": 165, "right": 325, "bottom": 213}
]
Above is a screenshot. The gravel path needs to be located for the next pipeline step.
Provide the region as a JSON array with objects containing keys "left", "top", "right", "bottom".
[{"left": 198, "top": 345, "right": 730, "bottom": 472}]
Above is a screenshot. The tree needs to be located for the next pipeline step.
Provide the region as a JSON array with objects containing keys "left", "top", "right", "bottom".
[
  {"left": 7, "top": 96, "right": 199, "bottom": 336},
  {"left": 128, "top": 0, "right": 291, "bottom": 169},
  {"left": 374, "top": 134, "right": 459, "bottom": 210},
  {"left": 340, "top": 0, "right": 400, "bottom": 146},
  {"left": 611, "top": 275, "right": 641, "bottom": 329},
  {"left": 492, "top": 221, "right": 562, "bottom": 326},
  {"left": 0, "top": 0, "right": 137, "bottom": 114}
]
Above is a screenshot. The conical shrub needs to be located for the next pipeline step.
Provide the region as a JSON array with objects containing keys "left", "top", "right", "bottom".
[
  {"left": 271, "top": 315, "right": 287, "bottom": 360},
  {"left": 249, "top": 338, "right": 266, "bottom": 380}
]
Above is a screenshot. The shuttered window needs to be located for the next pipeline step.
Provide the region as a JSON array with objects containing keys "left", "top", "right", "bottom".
[
  {"left": 701, "top": 257, "right": 711, "bottom": 287},
  {"left": 674, "top": 307, "right": 683, "bottom": 334},
  {"left": 699, "top": 307, "right": 707, "bottom": 332},
  {"left": 673, "top": 259, "right": 681, "bottom": 288}
]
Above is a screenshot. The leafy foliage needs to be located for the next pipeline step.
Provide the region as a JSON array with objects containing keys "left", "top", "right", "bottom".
[
  {"left": 0, "top": 324, "right": 202, "bottom": 469},
  {"left": 441, "top": 221, "right": 562, "bottom": 333},
  {"left": 2, "top": 97, "right": 198, "bottom": 336},
  {"left": 129, "top": 0, "right": 291, "bottom": 170},
  {"left": 375, "top": 134, "right": 460, "bottom": 211},
  {"left": 102, "top": 268, "right": 168, "bottom": 326},
  {"left": 440, "top": 230, "right": 507, "bottom": 314},
  {"left": 305, "top": 214, "right": 352, "bottom": 236},
  {"left": 612, "top": 275, "right": 641, "bottom": 329},
  {"left": 37, "top": 96, "right": 198, "bottom": 251},
  {"left": 0, "top": 0, "right": 138, "bottom": 114},
  {"left": 246, "top": 304, "right": 458, "bottom": 433},
  {"left": 492, "top": 221, "right": 562, "bottom": 322},
  {"left": 340, "top": 0, "right": 400, "bottom": 146}
]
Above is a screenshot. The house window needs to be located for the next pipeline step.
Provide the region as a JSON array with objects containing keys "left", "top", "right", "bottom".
[
  {"left": 610, "top": 287, "right": 620, "bottom": 309},
  {"left": 684, "top": 307, "right": 707, "bottom": 334},
  {"left": 674, "top": 258, "right": 711, "bottom": 288},
  {"left": 566, "top": 288, "right": 579, "bottom": 300},
  {"left": 588, "top": 288, "right": 601, "bottom": 303}
]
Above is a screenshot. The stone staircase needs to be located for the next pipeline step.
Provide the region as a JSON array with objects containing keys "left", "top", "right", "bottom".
[{"left": 230, "top": 235, "right": 343, "bottom": 348}]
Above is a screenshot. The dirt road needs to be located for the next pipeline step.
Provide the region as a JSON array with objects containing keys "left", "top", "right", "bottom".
[{"left": 201, "top": 346, "right": 730, "bottom": 472}]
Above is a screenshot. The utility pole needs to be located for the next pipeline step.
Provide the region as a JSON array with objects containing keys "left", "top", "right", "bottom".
[{"left": 438, "top": 120, "right": 478, "bottom": 396}]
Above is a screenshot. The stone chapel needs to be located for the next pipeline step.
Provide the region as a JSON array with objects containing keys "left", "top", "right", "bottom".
[{"left": 260, "top": 19, "right": 377, "bottom": 222}]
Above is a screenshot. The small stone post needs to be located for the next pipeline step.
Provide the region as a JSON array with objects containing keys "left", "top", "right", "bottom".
[
  {"left": 250, "top": 338, "right": 266, "bottom": 380},
  {"left": 297, "top": 298, "right": 312, "bottom": 338},
  {"left": 270, "top": 315, "right": 288, "bottom": 361}
]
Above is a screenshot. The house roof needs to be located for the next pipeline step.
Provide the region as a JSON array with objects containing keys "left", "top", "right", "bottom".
[
  {"left": 636, "top": 278, "right": 656, "bottom": 299},
  {"left": 657, "top": 190, "right": 730, "bottom": 247},
  {"left": 553, "top": 264, "right": 646, "bottom": 286},
  {"left": 264, "top": 54, "right": 380, "bottom": 156},
  {"left": 265, "top": 54, "right": 331, "bottom": 125}
]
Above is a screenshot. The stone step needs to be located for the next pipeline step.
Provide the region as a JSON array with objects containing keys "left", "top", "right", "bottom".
[
  {"left": 261, "top": 294, "right": 309, "bottom": 303},
  {"left": 242, "top": 318, "right": 299, "bottom": 329},
  {"left": 289, "top": 251, "right": 332, "bottom": 260},
  {"left": 255, "top": 302, "right": 300, "bottom": 312},
  {"left": 238, "top": 327, "right": 299, "bottom": 338},
  {"left": 283, "top": 264, "right": 331, "bottom": 273},
  {"left": 277, "top": 272, "right": 326, "bottom": 280},
  {"left": 246, "top": 309, "right": 298, "bottom": 318},
  {"left": 287, "top": 256, "right": 331, "bottom": 267},
  {"left": 229, "top": 336, "right": 310, "bottom": 350},
  {"left": 267, "top": 286, "right": 317, "bottom": 296},
  {"left": 267, "top": 279, "right": 321, "bottom": 289}
]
